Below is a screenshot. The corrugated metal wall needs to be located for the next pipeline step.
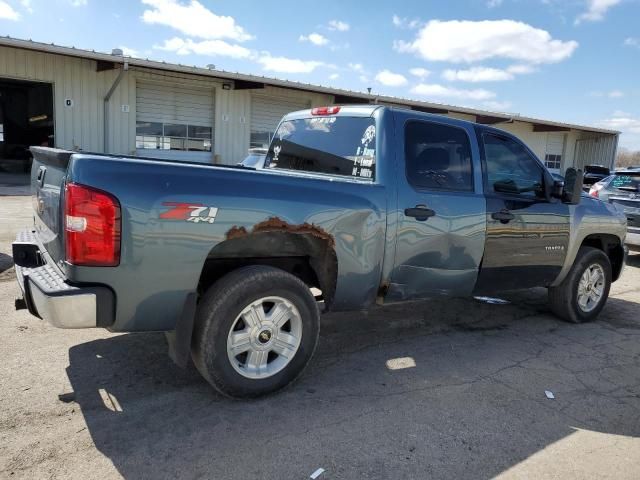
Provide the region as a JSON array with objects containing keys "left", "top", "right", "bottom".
[{"left": 574, "top": 135, "right": 618, "bottom": 169}]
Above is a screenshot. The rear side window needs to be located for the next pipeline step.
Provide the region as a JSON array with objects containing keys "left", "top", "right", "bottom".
[
  {"left": 265, "top": 116, "right": 376, "bottom": 180},
  {"left": 404, "top": 121, "right": 473, "bottom": 191},
  {"left": 611, "top": 174, "right": 640, "bottom": 191}
]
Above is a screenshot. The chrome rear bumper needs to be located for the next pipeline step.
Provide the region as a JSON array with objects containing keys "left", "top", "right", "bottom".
[{"left": 13, "top": 230, "right": 114, "bottom": 328}]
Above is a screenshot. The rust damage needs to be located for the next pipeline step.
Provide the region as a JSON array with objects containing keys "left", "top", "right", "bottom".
[
  {"left": 225, "top": 216, "right": 335, "bottom": 248},
  {"left": 221, "top": 216, "right": 337, "bottom": 309}
]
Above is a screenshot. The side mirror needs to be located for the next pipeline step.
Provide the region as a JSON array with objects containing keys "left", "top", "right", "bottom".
[
  {"left": 551, "top": 180, "right": 564, "bottom": 199},
  {"left": 562, "top": 168, "right": 583, "bottom": 205}
]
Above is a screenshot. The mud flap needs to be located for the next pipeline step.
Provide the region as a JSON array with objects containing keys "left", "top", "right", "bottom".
[{"left": 166, "top": 292, "right": 197, "bottom": 368}]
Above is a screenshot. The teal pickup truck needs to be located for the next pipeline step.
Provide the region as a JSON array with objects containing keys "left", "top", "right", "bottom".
[{"left": 13, "top": 105, "right": 627, "bottom": 397}]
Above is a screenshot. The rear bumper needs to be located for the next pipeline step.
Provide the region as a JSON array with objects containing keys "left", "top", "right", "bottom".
[{"left": 12, "top": 230, "right": 114, "bottom": 328}]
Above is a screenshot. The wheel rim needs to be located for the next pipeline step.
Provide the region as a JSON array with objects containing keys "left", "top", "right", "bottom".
[
  {"left": 227, "top": 296, "right": 303, "bottom": 380},
  {"left": 577, "top": 263, "right": 606, "bottom": 313}
]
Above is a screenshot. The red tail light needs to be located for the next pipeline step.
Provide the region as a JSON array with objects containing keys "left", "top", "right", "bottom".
[
  {"left": 589, "top": 183, "right": 602, "bottom": 198},
  {"left": 64, "top": 183, "right": 121, "bottom": 266},
  {"left": 311, "top": 106, "right": 341, "bottom": 115}
]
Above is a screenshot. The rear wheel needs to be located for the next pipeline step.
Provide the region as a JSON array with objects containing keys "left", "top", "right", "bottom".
[
  {"left": 548, "top": 247, "right": 612, "bottom": 323},
  {"left": 192, "top": 265, "right": 320, "bottom": 398}
]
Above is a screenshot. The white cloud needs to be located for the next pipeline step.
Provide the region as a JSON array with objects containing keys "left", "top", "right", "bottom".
[
  {"left": 506, "top": 64, "right": 537, "bottom": 74},
  {"left": 409, "top": 67, "right": 430, "bottom": 79},
  {"left": 119, "top": 46, "right": 140, "bottom": 57},
  {"left": 487, "top": 0, "right": 503, "bottom": 7},
  {"left": 375, "top": 69, "right": 408, "bottom": 87},
  {"left": 142, "top": 0, "right": 253, "bottom": 41},
  {"left": 329, "top": 73, "right": 339, "bottom": 80},
  {"left": 483, "top": 100, "right": 513, "bottom": 111},
  {"left": 299, "top": 33, "right": 329, "bottom": 46},
  {"left": 443, "top": 66, "right": 514, "bottom": 82},
  {"left": 392, "top": 14, "right": 421, "bottom": 29},
  {"left": 624, "top": 37, "right": 640, "bottom": 48},
  {"left": 327, "top": 19, "right": 349, "bottom": 31},
  {"left": 395, "top": 19, "right": 578, "bottom": 65},
  {"left": 411, "top": 83, "right": 496, "bottom": 101},
  {"left": 0, "top": 1, "right": 20, "bottom": 20},
  {"left": 70, "top": 0, "right": 87, "bottom": 5},
  {"left": 348, "top": 63, "right": 365, "bottom": 73},
  {"left": 589, "top": 90, "right": 625, "bottom": 98},
  {"left": 598, "top": 112, "right": 640, "bottom": 149},
  {"left": 20, "top": 0, "right": 32, "bottom": 13},
  {"left": 359, "top": 75, "right": 370, "bottom": 83},
  {"left": 257, "top": 54, "right": 324, "bottom": 73},
  {"left": 155, "top": 37, "right": 251, "bottom": 58},
  {"left": 575, "top": 0, "right": 621, "bottom": 24}
]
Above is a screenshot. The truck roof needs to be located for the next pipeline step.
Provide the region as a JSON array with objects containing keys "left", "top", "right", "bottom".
[{"left": 282, "top": 104, "right": 482, "bottom": 129}]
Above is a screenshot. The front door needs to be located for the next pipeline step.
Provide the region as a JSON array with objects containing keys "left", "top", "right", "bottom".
[
  {"left": 388, "top": 117, "right": 486, "bottom": 301},
  {"left": 474, "top": 130, "right": 570, "bottom": 293}
]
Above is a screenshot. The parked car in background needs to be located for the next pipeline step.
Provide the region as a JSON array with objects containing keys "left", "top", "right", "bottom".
[
  {"left": 239, "top": 147, "right": 267, "bottom": 169},
  {"left": 589, "top": 170, "right": 640, "bottom": 251},
  {"left": 583, "top": 165, "right": 611, "bottom": 190}
]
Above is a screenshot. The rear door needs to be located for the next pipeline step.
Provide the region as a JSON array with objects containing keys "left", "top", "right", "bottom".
[
  {"left": 474, "top": 130, "right": 570, "bottom": 293},
  {"left": 388, "top": 115, "right": 486, "bottom": 300}
]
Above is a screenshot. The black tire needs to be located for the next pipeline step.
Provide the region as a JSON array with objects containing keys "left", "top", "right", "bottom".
[
  {"left": 191, "top": 265, "right": 320, "bottom": 398},
  {"left": 548, "top": 247, "right": 612, "bottom": 323}
]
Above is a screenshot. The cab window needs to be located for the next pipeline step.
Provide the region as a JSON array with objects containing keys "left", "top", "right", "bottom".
[
  {"left": 404, "top": 121, "right": 473, "bottom": 191},
  {"left": 483, "top": 133, "right": 545, "bottom": 198}
]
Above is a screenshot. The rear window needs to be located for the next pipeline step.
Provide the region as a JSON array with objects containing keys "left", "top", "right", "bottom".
[
  {"left": 611, "top": 173, "right": 640, "bottom": 191},
  {"left": 265, "top": 116, "right": 376, "bottom": 180}
]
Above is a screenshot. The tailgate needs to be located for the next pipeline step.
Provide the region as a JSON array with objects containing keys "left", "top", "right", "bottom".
[{"left": 29, "top": 147, "right": 73, "bottom": 264}]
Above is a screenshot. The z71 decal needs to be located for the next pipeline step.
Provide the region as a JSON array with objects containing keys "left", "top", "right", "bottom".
[{"left": 160, "top": 202, "right": 218, "bottom": 224}]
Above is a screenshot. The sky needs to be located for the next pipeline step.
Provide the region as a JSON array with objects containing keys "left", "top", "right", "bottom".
[{"left": 0, "top": 0, "right": 639, "bottom": 149}]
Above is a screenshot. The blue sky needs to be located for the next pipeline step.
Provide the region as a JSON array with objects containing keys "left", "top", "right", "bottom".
[{"left": 1, "top": 0, "right": 639, "bottom": 149}]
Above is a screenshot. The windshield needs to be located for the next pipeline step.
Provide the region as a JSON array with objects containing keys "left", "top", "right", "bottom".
[
  {"left": 265, "top": 116, "right": 376, "bottom": 180},
  {"left": 611, "top": 173, "right": 640, "bottom": 191}
]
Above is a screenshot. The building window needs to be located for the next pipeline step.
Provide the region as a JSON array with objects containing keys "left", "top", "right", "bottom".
[
  {"left": 544, "top": 154, "right": 562, "bottom": 170},
  {"left": 136, "top": 122, "right": 212, "bottom": 152}
]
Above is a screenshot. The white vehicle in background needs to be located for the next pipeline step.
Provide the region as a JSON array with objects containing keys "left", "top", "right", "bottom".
[{"left": 589, "top": 169, "right": 640, "bottom": 251}]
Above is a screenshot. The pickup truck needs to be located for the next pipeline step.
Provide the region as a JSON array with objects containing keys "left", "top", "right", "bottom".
[{"left": 13, "top": 105, "right": 628, "bottom": 398}]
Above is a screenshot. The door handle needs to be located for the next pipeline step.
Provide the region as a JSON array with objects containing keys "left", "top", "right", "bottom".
[
  {"left": 405, "top": 205, "right": 436, "bottom": 221},
  {"left": 491, "top": 209, "right": 515, "bottom": 224}
]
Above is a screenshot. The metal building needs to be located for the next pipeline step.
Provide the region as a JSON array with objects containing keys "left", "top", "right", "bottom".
[{"left": 0, "top": 36, "right": 619, "bottom": 175}]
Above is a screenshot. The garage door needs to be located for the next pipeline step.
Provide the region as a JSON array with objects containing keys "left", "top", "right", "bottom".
[
  {"left": 136, "top": 81, "right": 214, "bottom": 162},
  {"left": 250, "top": 95, "right": 310, "bottom": 148},
  {"left": 544, "top": 133, "right": 565, "bottom": 173}
]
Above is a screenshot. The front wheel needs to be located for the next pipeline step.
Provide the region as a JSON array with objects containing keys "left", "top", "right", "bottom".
[
  {"left": 191, "top": 266, "right": 320, "bottom": 398},
  {"left": 548, "top": 247, "right": 612, "bottom": 323}
]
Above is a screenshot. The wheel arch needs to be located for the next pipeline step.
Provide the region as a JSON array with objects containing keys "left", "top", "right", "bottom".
[
  {"left": 580, "top": 233, "right": 625, "bottom": 281},
  {"left": 198, "top": 220, "right": 338, "bottom": 310}
]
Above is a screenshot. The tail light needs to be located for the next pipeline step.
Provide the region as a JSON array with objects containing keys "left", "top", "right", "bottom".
[
  {"left": 64, "top": 183, "right": 121, "bottom": 266},
  {"left": 589, "top": 183, "right": 603, "bottom": 198},
  {"left": 311, "top": 106, "right": 341, "bottom": 115}
]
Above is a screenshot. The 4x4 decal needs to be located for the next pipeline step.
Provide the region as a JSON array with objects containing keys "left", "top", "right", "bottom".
[{"left": 160, "top": 202, "right": 218, "bottom": 224}]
